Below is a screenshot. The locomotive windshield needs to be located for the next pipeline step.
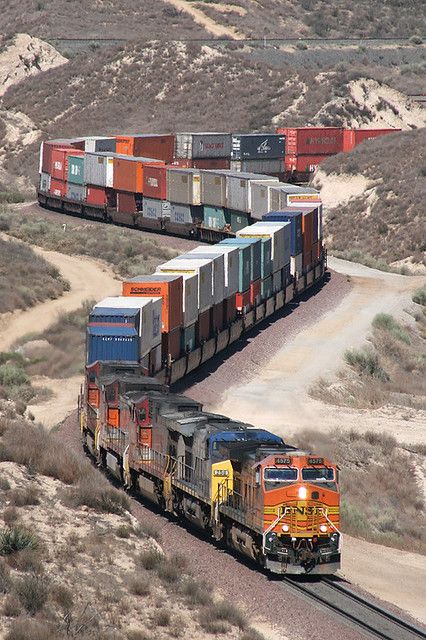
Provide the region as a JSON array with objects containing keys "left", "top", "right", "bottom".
[
  {"left": 302, "top": 467, "right": 334, "bottom": 481},
  {"left": 264, "top": 468, "right": 298, "bottom": 483}
]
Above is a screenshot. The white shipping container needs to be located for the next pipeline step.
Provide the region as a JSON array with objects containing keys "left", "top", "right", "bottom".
[
  {"left": 94, "top": 296, "right": 162, "bottom": 355},
  {"left": 143, "top": 198, "right": 170, "bottom": 220},
  {"left": 237, "top": 221, "right": 289, "bottom": 272},
  {"left": 157, "top": 258, "right": 213, "bottom": 313},
  {"left": 185, "top": 251, "right": 225, "bottom": 305},
  {"left": 39, "top": 172, "right": 51, "bottom": 193},
  {"left": 84, "top": 152, "right": 114, "bottom": 188},
  {"left": 290, "top": 253, "right": 303, "bottom": 276},
  {"left": 188, "top": 245, "right": 238, "bottom": 297},
  {"left": 250, "top": 181, "right": 278, "bottom": 220},
  {"left": 170, "top": 203, "right": 192, "bottom": 224},
  {"left": 167, "top": 168, "right": 201, "bottom": 205},
  {"left": 226, "top": 173, "right": 279, "bottom": 213},
  {"left": 150, "top": 344, "right": 162, "bottom": 374},
  {"left": 154, "top": 271, "right": 198, "bottom": 327}
]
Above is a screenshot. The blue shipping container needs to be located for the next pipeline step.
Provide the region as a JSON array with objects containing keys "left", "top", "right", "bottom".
[
  {"left": 89, "top": 307, "right": 140, "bottom": 329},
  {"left": 86, "top": 326, "right": 139, "bottom": 365},
  {"left": 203, "top": 205, "right": 226, "bottom": 229},
  {"left": 219, "top": 240, "right": 251, "bottom": 292},
  {"left": 262, "top": 210, "right": 303, "bottom": 256},
  {"left": 220, "top": 237, "right": 261, "bottom": 282}
]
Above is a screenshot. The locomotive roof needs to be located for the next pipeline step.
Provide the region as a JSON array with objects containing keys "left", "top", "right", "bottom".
[{"left": 99, "top": 372, "right": 164, "bottom": 388}]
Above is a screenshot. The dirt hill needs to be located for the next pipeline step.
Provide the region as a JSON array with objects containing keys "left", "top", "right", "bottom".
[{"left": 315, "top": 128, "right": 426, "bottom": 271}]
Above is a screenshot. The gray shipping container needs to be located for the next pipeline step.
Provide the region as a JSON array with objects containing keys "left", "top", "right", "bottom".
[
  {"left": 226, "top": 173, "right": 279, "bottom": 213},
  {"left": 231, "top": 134, "right": 285, "bottom": 160},
  {"left": 157, "top": 258, "right": 213, "bottom": 313},
  {"left": 167, "top": 168, "right": 201, "bottom": 205},
  {"left": 84, "top": 152, "right": 134, "bottom": 188},
  {"left": 83, "top": 137, "right": 116, "bottom": 153},
  {"left": 175, "top": 133, "right": 231, "bottom": 159},
  {"left": 230, "top": 159, "right": 285, "bottom": 174},
  {"left": 66, "top": 183, "right": 86, "bottom": 202},
  {"left": 143, "top": 198, "right": 171, "bottom": 220},
  {"left": 170, "top": 203, "right": 192, "bottom": 225},
  {"left": 39, "top": 172, "right": 50, "bottom": 192},
  {"left": 250, "top": 181, "right": 277, "bottom": 220},
  {"left": 200, "top": 170, "right": 234, "bottom": 207}
]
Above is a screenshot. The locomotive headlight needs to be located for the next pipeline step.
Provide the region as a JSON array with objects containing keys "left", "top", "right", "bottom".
[
  {"left": 282, "top": 524, "right": 289, "bottom": 532},
  {"left": 298, "top": 486, "right": 307, "bottom": 499},
  {"left": 319, "top": 524, "right": 328, "bottom": 533}
]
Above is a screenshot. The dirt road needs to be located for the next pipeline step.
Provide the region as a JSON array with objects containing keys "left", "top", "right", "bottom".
[
  {"left": 161, "top": 0, "right": 245, "bottom": 39},
  {"left": 0, "top": 240, "right": 120, "bottom": 352},
  {"left": 214, "top": 257, "right": 426, "bottom": 444}
]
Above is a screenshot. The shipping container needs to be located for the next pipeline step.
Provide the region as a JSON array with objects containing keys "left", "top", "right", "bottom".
[
  {"left": 224, "top": 294, "right": 237, "bottom": 325},
  {"left": 94, "top": 296, "right": 162, "bottom": 355},
  {"left": 262, "top": 210, "right": 303, "bottom": 256},
  {"left": 200, "top": 170, "right": 228, "bottom": 207},
  {"left": 83, "top": 137, "right": 116, "bottom": 153},
  {"left": 219, "top": 240, "right": 251, "bottom": 293},
  {"left": 133, "top": 134, "right": 175, "bottom": 163},
  {"left": 86, "top": 326, "right": 139, "bottom": 365},
  {"left": 150, "top": 344, "right": 162, "bottom": 374},
  {"left": 271, "top": 269, "right": 282, "bottom": 294},
  {"left": 51, "top": 148, "right": 73, "bottom": 181},
  {"left": 269, "top": 184, "right": 322, "bottom": 209},
  {"left": 224, "top": 208, "right": 250, "bottom": 232},
  {"left": 230, "top": 159, "right": 285, "bottom": 174},
  {"left": 143, "top": 164, "right": 167, "bottom": 200},
  {"left": 250, "top": 181, "right": 277, "bottom": 219},
  {"left": 50, "top": 178, "right": 66, "bottom": 198},
  {"left": 211, "top": 301, "right": 224, "bottom": 333},
  {"left": 231, "top": 134, "right": 285, "bottom": 160},
  {"left": 181, "top": 323, "right": 196, "bottom": 354},
  {"left": 151, "top": 271, "right": 198, "bottom": 329},
  {"left": 192, "top": 158, "right": 231, "bottom": 170},
  {"left": 170, "top": 203, "right": 192, "bottom": 225},
  {"left": 157, "top": 256, "right": 213, "bottom": 315},
  {"left": 353, "top": 128, "right": 400, "bottom": 146},
  {"left": 277, "top": 127, "right": 344, "bottom": 155},
  {"left": 197, "top": 308, "right": 211, "bottom": 343},
  {"left": 122, "top": 274, "right": 183, "bottom": 333},
  {"left": 261, "top": 275, "right": 273, "bottom": 300},
  {"left": 67, "top": 154, "right": 85, "bottom": 185},
  {"left": 66, "top": 183, "right": 86, "bottom": 202},
  {"left": 250, "top": 279, "right": 261, "bottom": 307},
  {"left": 290, "top": 253, "right": 303, "bottom": 277},
  {"left": 175, "top": 133, "right": 231, "bottom": 159},
  {"left": 116, "top": 191, "right": 136, "bottom": 216},
  {"left": 167, "top": 168, "right": 201, "bottom": 205},
  {"left": 202, "top": 205, "right": 226, "bottom": 229},
  {"left": 115, "top": 135, "right": 134, "bottom": 156},
  {"left": 237, "top": 221, "right": 289, "bottom": 272},
  {"left": 39, "top": 172, "right": 50, "bottom": 192},
  {"left": 184, "top": 251, "right": 225, "bottom": 305},
  {"left": 294, "top": 155, "right": 328, "bottom": 173},
  {"left": 224, "top": 237, "right": 261, "bottom": 282},
  {"left": 41, "top": 139, "right": 81, "bottom": 174},
  {"left": 283, "top": 263, "right": 291, "bottom": 287},
  {"left": 113, "top": 156, "right": 163, "bottom": 193},
  {"left": 84, "top": 152, "right": 116, "bottom": 188},
  {"left": 236, "top": 289, "right": 251, "bottom": 313},
  {"left": 89, "top": 306, "right": 140, "bottom": 328},
  {"left": 142, "top": 198, "right": 170, "bottom": 220},
  {"left": 86, "top": 184, "right": 107, "bottom": 207},
  {"left": 302, "top": 209, "right": 314, "bottom": 267},
  {"left": 226, "top": 173, "right": 279, "bottom": 213},
  {"left": 189, "top": 245, "right": 239, "bottom": 298},
  {"left": 162, "top": 327, "right": 181, "bottom": 361}
]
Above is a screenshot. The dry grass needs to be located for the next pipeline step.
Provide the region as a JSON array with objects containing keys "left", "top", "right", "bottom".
[
  {"left": 0, "top": 237, "right": 69, "bottom": 314},
  {"left": 294, "top": 428, "right": 426, "bottom": 553}
]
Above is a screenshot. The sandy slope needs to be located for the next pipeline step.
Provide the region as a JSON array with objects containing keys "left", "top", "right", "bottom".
[{"left": 161, "top": 0, "right": 245, "bottom": 39}]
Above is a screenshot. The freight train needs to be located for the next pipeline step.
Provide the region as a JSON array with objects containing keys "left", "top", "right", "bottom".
[{"left": 79, "top": 365, "right": 341, "bottom": 575}]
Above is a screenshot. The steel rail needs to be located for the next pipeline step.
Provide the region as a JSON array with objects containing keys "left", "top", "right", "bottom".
[{"left": 282, "top": 577, "right": 426, "bottom": 640}]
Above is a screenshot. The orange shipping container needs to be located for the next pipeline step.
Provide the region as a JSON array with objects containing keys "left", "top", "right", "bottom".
[
  {"left": 302, "top": 210, "right": 314, "bottom": 270},
  {"left": 122, "top": 274, "right": 183, "bottom": 333},
  {"left": 115, "top": 136, "right": 135, "bottom": 156},
  {"left": 113, "top": 156, "right": 164, "bottom": 193}
]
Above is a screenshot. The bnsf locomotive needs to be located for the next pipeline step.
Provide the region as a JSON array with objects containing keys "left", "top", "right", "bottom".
[{"left": 79, "top": 363, "right": 341, "bottom": 575}]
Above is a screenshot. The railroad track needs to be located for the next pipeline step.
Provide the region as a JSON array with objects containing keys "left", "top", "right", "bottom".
[{"left": 282, "top": 577, "right": 426, "bottom": 640}]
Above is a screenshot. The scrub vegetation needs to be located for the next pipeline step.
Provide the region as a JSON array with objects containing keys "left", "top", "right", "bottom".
[
  {"left": 0, "top": 406, "right": 260, "bottom": 640},
  {"left": 0, "top": 209, "right": 178, "bottom": 278},
  {"left": 0, "top": 237, "right": 70, "bottom": 314},
  {"left": 294, "top": 428, "right": 426, "bottom": 554},
  {"left": 321, "top": 128, "right": 426, "bottom": 270},
  {"left": 310, "top": 308, "right": 426, "bottom": 410}
]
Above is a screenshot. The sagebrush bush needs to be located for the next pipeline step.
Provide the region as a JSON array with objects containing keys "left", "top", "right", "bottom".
[
  {"left": 15, "top": 574, "right": 49, "bottom": 614},
  {"left": 9, "top": 486, "right": 40, "bottom": 507},
  {"left": 67, "top": 476, "right": 130, "bottom": 514},
  {"left": 344, "top": 347, "right": 389, "bottom": 381},
  {"left": 413, "top": 286, "right": 426, "bottom": 306},
  {"left": 139, "top": 548, "right": 164, "bottom": 571}
]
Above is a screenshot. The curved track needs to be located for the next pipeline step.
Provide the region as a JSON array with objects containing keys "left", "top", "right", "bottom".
[{"left": 282, "top": 577, "right": 426, "bottom": 640}]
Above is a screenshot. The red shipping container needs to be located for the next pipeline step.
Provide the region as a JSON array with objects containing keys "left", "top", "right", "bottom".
[
  {"left": 117, "top": 191, "right": 136, "bottom": 214},
  {"left": 50, "top": 148, "right": 71, "bottom": 181},
  {"left": 143, "top": 165, "right": 168, "bottom": 200},
  {"left": 353, "top": 128, "right": 400, "bottom": 146},
  {"left": 223, "top": 294, "right": 237, "bottom": 325},
  {"left": 295, "top": 155, "right": 330, "bottom": 173},
  {"left": 342, "top": 130, "right": 355, "bottom": 152},
  {"left": 86, "top": 185, "right": 107, "bottom": 206},
  {"left": 210, "top": 302, "right": 224, "bottom": 334},
  {"left": 133, "top": 135, "right": 175, "bottom": 164},
  {"left": 196, "top": 309, "right": 211, "bottom": 344},
  {"left": 250, "top": 279, "right": 261, "bottom": 307},
  {"left": 169, "top": 158, "right": 193, "bottom": 168},
  {"left": 192, "top": 158, "right": 231, "bottom": 170},
  {"left": 303, "top": 249, "right": 312, "bottom": 270},
  {"left": 278, "top": 127, "right": 344, "bottom": 156},
  {"left": 42, "top": 140, "right": 84, "bottom": 173},
  {"left": 302, "top": 210, "right": 314, "bottom": 268},
  {"left": 115, "top": 136, "right": 134, "bottom": 155},
  {"left": 49, "top": 178, "right": 66, "bottom": 198},
  {"left": 236, "top": 289, "right": 251, "bottom": 312},
  {"left": 122, "top": 275, "right": 183, "bottom": 333},
  {"left": 162, "top": 327, "right": 181, "bottom": 362}
]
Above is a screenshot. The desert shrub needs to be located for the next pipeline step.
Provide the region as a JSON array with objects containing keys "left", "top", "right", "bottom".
[
  {"left": 5, "top": 617, "right": 59, "bottom": 639},
  {"left": 134, "top": 520, "right": 161, "bottom": 542},
  {"left": 14, "top": 574, "right": 49, "bottom": 614},
  {"left": 139, "top": 548, "right": 164, "bottom": 571},
  {"left": 116, "top": 524, "right": 132, "bottom": 539},
  {"left": 0, "top": 476, "right": 11, "bottom": 490},
  {"left": 0, "top": 557, "right": 11, "bottom": 593},
  {"left": 67, "top": 476, "right": 129, "bottom": 515},
  {"left": 344, "top": 347, "right": 389, "bottom": 381},
  {"left": 372, "top": 313, "right": 411, "bottom": 344},
  {"left": 201, "top": 600, "right": 247, "bottom": 632},
  {"left": 129, "top": 574, "right": 151, "bottom": 597},
  {"left": 3, "top": 594, "right": 21, "bottom": 617},
  {"left": 0, "top": 365, "right": 29, "bottom": 388},
  {"left": 180, "top": 577, "right": 212, "bottom": 606},
  {"left": 413, "top": 286, "right": 426, "bottom": 306},
  {"left": 0, "top": 526, "right": 39, "bottom": 555},
  {"left": 151, "top": 609, "right": 171, "bottom": 627},
  {"left": 240, "top": 630, "right": 265, "bottom": 640},
  {"left": 8, "top": 486, "right": 40, "bottom": 507},
  {"left": 157, "top": 560, "right": 181, "bottom": 585},
  {"left": 7, "top": 549, "right": 44, "bottom": 574},
  {"left": 51, "top": 584, "right": 74, "bottom": 611},
  {"left": 3, "top": 507, "right": 19, "bottom": 525}
]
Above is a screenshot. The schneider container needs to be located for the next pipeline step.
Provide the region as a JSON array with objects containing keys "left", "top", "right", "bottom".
[{"left": 122, "top": 274, "right": 183, "bottom": 333}]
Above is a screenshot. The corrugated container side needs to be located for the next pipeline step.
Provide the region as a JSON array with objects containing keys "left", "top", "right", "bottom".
[
  {"left": 277, "top": 127, "right": 344, "bottom": 155},
  {"left": 117, "top": 191, "right": 136, "bottom": 215},
  {"left": 196, "top": 309, "right": 211, "bottom": 343},
  {"left": 84, "top": 137, "right": 116, "bottom": 153},
  {"left": 42, "top": 140, "right": 74, "bottom": 174},
  {"left": 143, "top": 164, "right": 167, "bottom": 200},
  {"left": 237, "top": 221, "right": 287, "bottom": 272},
  {"left": 113, "top": 156, "right": 162, "bottom": 193},
  {"left": 84, "top": 153, "right": 109, "bottom": 187},
  {"left": 211, "top": 301, "right": 224, "bottom": 333},
  {"left": 66, "top": 183, "right": 86, "bottom": 202},
  {"left": 230, "top": 159, "right": 285, "bottom": 174},
  {"left": 203, "top": 205, "right": 226, "bottom": 229},
  {"left": 272, "top": 269, "right": 282, "bottom": 293},
  {"left": 163, "top": 257, "right": 213, "bottom": 311},
  {"left": 262, "top": 210, "right": 303, "bottom": 256},
  {"left": 181, "top": 323, "right": 196, "bottom": 353},
  {"left": 231, "top": 134, "right": 285, "bottom": 160},
  {"left": 290, "top": 253, "right": 303, "bottom": 276},
  {"left": 224, "top": 294, "right": 237, "bottom": 325},
  {"left": 162, "top": 327, "right": 181, "bottom": 361},
  {"left": 50, "top": 178, "right": 66, "bottom": 198},
  {"left": 353, "top": 128, "right": 400, "bottom": 146},
  {"left": 188, "top": 245, "right": 239, "bottom": 297},
  {"left": 192, "top": 158, "right": 231, "bottom": 170},
  {"left": 133, "top": 135, "right": 175, "bottom": 163},
  {"left": 67, "top": 155, "right": 85, "bottom": 185},
  {"left": 115, "top": 136, "right": 134, "bottom": 155},
  {"left": 175, "top": 133, "right": 231, "bottom": 159},
  {"left": 122, "top": 274, "right": 183, "bottom": 333},
  {"left": 166, "top": 168, "right": 201, "bottom": 205},
  {"left": 261, "top": 275, "right": 273, "bottom": 300},
  {"left": 250, "top": 181, "right": 276, "bottom": 220},
  {"left": 86, "top": 185, "right": 107, "bottom": 206},
  {"left": 170, "top": 203, "right": 192, "bottom": 224},
  {"left": 185, "top": 251, "right": 225, "bottom": 305},
  {"left": 224, "top": 208, "right": 250, "bottom": 232},
  {"left": 39, "top": 172, "right": 50, "bottom": 192},
  {"left": 225, "top": 237, "right": 261, "bottom": 282},
  {"left": 142, "top": 198, "right": 170, "bottom": 220},
  {"left": 156, "top": 262, "right": 206, "bottom": 319},
  {"left": 86, "top": 326, "right": 139, "bottom": 365},
  {"left": 219, "top": 240, "right": 251, "bottom": 293},
  {"left": 200, "top": 170, "right": 227, "bottom": 207},
  {"left": 295, "top": 155, "right": 329, "bottom": 173}
]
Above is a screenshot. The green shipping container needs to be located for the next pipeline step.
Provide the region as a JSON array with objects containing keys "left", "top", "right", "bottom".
[
  {"left": 224, "top": 208, "right": 249, "bottom": 232},
  {"left": 261, "top": 275, "right": 273, "bottom": 301},
  {"left": 181, "top": 323, "right": 196, "bottom": 354},
  {"left": 260, "top": 237, "right": 272, "bottom": 279},
  {"left": 219, "top": 240, "right": 251, "bottom": 292},
  {"left": 68, "top": 155, "right": 84, "bottom": 185},
  {"left": 203, "top": 205, "right": 226, "bottom": 230}
]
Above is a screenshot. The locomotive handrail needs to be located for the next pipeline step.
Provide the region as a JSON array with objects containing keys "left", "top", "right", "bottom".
[{"left": 262, "top": 512, "right": 287, "bottom": 554}]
